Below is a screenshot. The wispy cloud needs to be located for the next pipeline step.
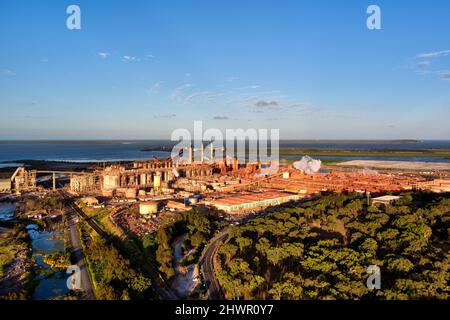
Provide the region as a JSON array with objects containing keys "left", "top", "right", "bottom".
[
  {"left": 417, "top": 50, "right": 450, "bottom": 59},
  {"left": 413, "top": 50, "right": 450, "bottom": 81},
  {"left": 213, "top": 116, "right": 229, "bottom": 120},
  {"left": 184, "top": 91, "right": 211, "bottom": 103},
  {"left": 98, "top": 52, "right": 110, "bottom": 59},
  {"left": 170, "top": 83, "right": 193, "bottom": 101},
  {"left": 226, "top": 76, "right": 239, "bottom": 83},
  {"left": 122, "top": 55, "right": 139, "bottom": 62},
  {"left": 183, "top": 91, "right": 223, "bottom": 104},
  {"left": 154, "top": 114, "right": 176, "bottom": 119},
  {"left": 255, "top": 100, "right": 279, "bottom": 107},
  {"left": 416, "top": 60, "right": 430, "bottom": 69},
  {"left": 147, "top": 81, "right": 165, "bottom": 96},
  {"left": 438, "top": 70, "right": 450, "bottom": 80},
  {"left": 144, "top": 54, "right": 159, "bottom": 63},
  {"left": 2, "top": 69, "right": 16, "bottom": 76}
]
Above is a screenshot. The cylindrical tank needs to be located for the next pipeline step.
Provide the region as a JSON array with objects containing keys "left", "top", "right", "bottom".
[{"left": 139, "top": 201, "right": 158, "bottom": 215}]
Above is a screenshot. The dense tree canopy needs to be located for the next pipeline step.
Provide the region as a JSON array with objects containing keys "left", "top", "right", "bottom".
[
  {"left": 217, "top": 191, "right": 450, "bottom": 300},
  {"left": 155, "top": 209, "right": 216, "bottom": 280}
]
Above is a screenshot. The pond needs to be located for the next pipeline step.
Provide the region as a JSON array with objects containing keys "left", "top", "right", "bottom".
[
  {"left": 0, "top": 202, "right": 16, "bottom": 222},
  {"left": 26, "top": 224, "right": 69, "bottom": 300}
]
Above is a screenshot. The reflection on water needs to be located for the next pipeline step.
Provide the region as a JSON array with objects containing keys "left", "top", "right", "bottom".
[
  {"left": 0, "top": 203, "right": 15, "bottom": 222},
  {"left": 26, "top": 224, "right": 69, "bottom": 300}
]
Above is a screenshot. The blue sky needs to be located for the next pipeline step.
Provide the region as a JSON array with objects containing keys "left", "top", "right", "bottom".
[{"left": 0, "top": 0, "right": 449, "bottom": 140}]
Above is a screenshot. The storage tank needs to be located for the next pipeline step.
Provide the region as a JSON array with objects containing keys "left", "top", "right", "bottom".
[{"left": 139, "top": 201, "right": 158, "bottom": 215}]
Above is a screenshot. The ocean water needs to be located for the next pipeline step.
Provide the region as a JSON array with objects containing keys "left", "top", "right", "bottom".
[
  {"left": 0, "top": 140, "right": 449, "bottom": 163},
  {"left": 0, "top": 141, "right": 171, "bottom": 163}
]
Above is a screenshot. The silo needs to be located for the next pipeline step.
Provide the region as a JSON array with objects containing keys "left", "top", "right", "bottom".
[{"left": 139, "top": 201, "right": 158, "bottom": 215}]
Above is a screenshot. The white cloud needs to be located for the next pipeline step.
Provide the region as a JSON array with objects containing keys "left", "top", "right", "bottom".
[
  {"left": 123, "top": 55, "right": 139, "bottom": 62},
  {"left": 98, "top": 52, "right": 110, "bottom": 59},
  {"left": 147, "top": 81, "right": 165, "bottom": 96},
  {"left": 417, "top": 50, "right": 450, "bottom": 59},
  {"left": 170, "top": 83, "right": 193, "bottom": 101}
]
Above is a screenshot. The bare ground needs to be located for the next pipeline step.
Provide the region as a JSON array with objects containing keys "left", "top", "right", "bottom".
[{"left": 335, "top": 160, "right": 450, "bottom": 171}]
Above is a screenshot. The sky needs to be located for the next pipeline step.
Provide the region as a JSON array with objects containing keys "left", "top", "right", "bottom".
[{"left": 0, "top": 0, "right": 450, "bottom": 140}]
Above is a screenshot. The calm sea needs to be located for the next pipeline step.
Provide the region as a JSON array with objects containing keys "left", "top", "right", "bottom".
[{"left": 0, "top": 140, "right": 449, "bottom": 164}]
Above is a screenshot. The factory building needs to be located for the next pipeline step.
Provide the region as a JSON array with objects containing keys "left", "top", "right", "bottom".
[
  {"left": 372, "top": 195, "right": 401, "bottom": 206},
  {"left": 206, "top": 191, "right": 300, "bottom": 213},
  {"left": 416, "top": 179, "right": 450, "bottom": 193},
  {"left": 0, "top": 179, "right": 11, "bottom": 193},
  {"left": 68, "top": 158, "right": 214, "bottom": 196}
]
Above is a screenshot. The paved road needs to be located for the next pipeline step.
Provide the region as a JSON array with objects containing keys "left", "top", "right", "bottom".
[
  {"left": 199, "top": 231, "right": 228, "bottom": 300},
  {"left": 65, "top": 207, "right": 95, "bottom": 300},
  {"left": 59, "top": 189, "right": 177, "bottom": 300}
]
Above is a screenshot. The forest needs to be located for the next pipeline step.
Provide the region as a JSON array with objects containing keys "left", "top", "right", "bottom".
[
  {"left": 217, "top": 191, "right": 450, "bottom": 299},
  {"left": 79, "top": 222, "right": 153, "bottom": 300},
  {"left": 154, "top": 209, "right": 217, "bottom": 280}
]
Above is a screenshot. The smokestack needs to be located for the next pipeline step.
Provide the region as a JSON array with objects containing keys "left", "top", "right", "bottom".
[{"left": 233, "top": 158, "right": 239, "bottom": 171}]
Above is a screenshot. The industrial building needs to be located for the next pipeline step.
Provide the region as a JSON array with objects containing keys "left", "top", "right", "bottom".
[
  {"left": 0, "top": 179, "right": 11, "bottom": 193},
  {"left": 416, "top": 179, "right": 450, "bottom": 193},
  {"left": 139, "top": 201, "right": 159, "bottom": 215},
  {"left": 206, "top": 190, "right": 300, "bottom": 213},
  {"left": 372, "top": 195, "right": 401, "bottom": 206}
]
